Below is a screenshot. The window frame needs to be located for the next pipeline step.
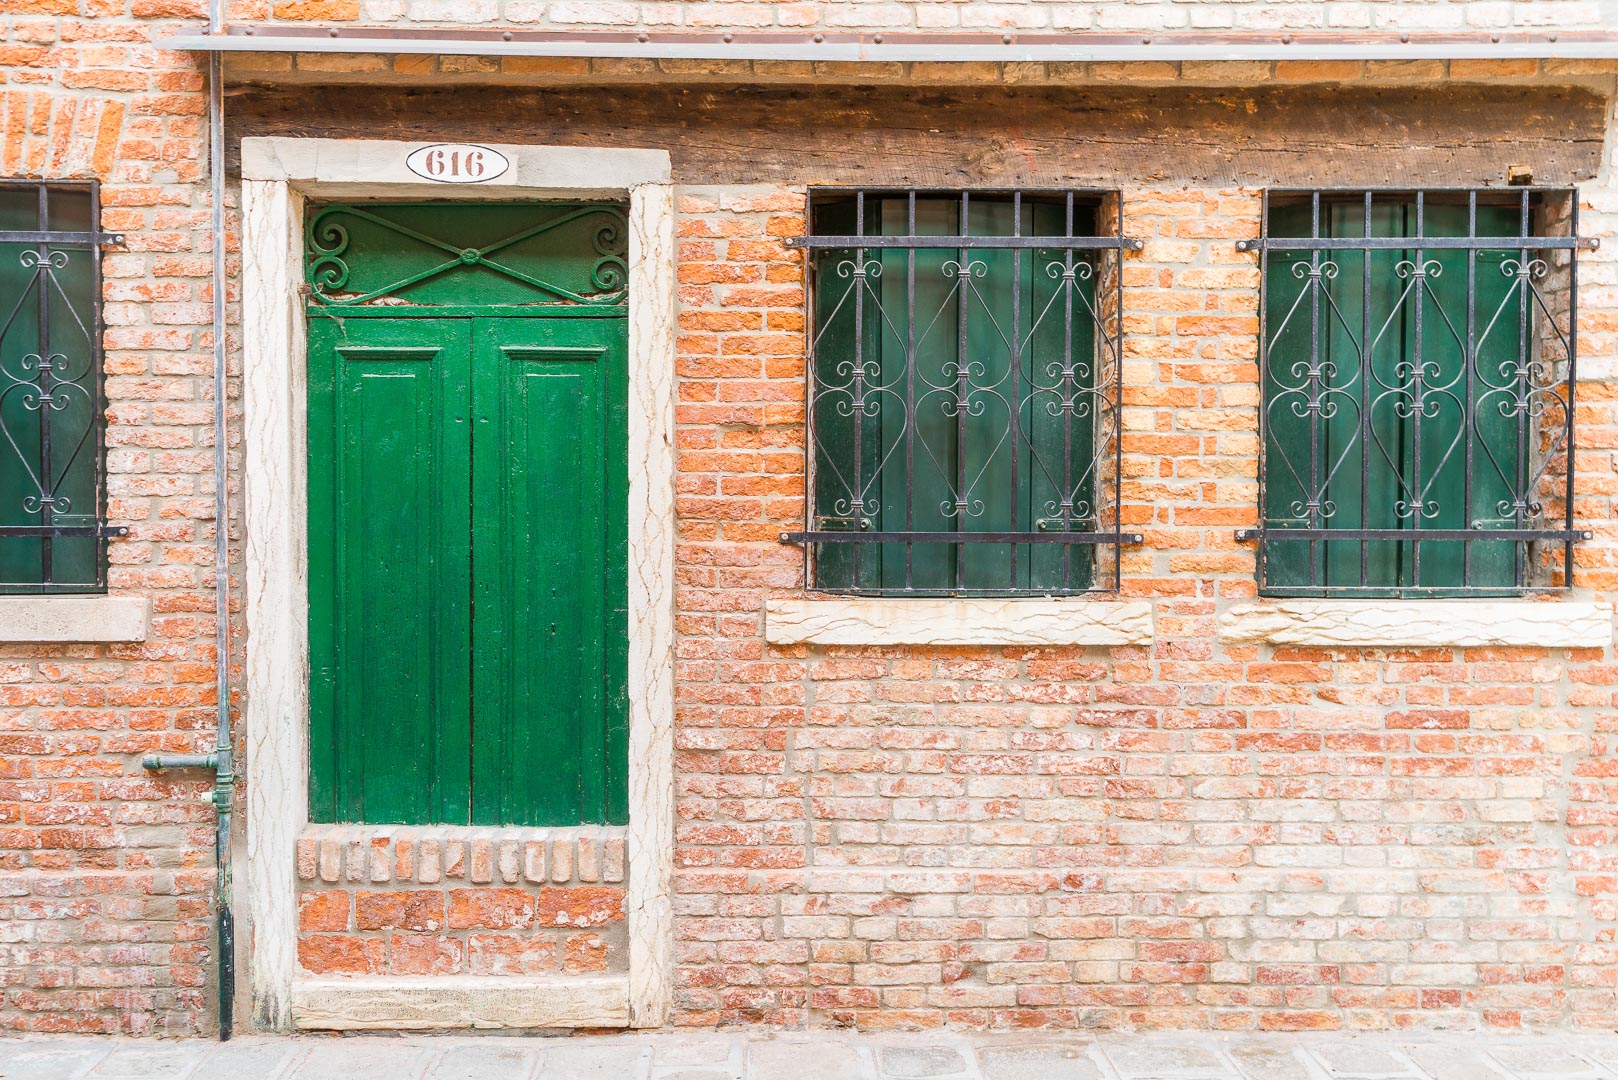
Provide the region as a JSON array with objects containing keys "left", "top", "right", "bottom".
[
  {"left": 0, "top": 179, "right": 122, "bottom": 595},
  {"left": 784, "top": 187, "right": 1143, "bottom": 598},
  {"left": 1240, "top": 186, "right": 1589, "bottom": 598}
]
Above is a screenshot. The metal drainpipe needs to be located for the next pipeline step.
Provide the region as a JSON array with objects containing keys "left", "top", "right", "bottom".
[{"left": 142, "top": 0, "right": 235, "bottom": 1042}]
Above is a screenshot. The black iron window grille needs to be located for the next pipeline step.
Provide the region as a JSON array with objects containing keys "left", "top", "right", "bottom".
[
  {"left": 783, "top": 189, "right": 1142, "bottom": 596},
  {"left": 0, "top": 181, "right": 122, "bottom": 594},
  {"left": 1239, "top": 188, "right": 1590, "bottom": 596}
]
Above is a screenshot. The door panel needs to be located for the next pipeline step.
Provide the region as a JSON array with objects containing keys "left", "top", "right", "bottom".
[
  {"left": 470, "top": 319, "right": 629, "bottom": 827},
  {"left": 307, "top": 318, "right": 473, "bottom": 824}
]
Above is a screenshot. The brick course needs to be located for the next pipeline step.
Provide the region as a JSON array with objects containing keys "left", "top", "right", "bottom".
[{"left": 4, "top": 0, "right": 1618, "bottom": 1040}]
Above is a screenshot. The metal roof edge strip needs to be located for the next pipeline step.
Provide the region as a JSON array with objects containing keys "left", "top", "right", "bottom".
[{"left": 158, "top": 26, "right": 1618, "bottom": 63}]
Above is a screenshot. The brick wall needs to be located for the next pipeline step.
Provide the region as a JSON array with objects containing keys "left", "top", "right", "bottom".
[
  {"left": 0, "top": 1, "right": 220, "bottom": 1039},
  {"left": 293, "top": 827, "right": 627, "bottom": 978},
  {"left": 667, "top": 183, "right": 1618, "bottom": 1031},
  {"left": 4, "top": 0, "right": 1618, "bottom": 1040}
]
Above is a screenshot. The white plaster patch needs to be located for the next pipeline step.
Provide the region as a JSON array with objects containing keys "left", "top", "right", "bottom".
[
  {"left": 764, "top": 598, "right": 1155, "bottom": 646},
  {"left": 1219, "top": 600, "right": 1613, "bottom": 648}
]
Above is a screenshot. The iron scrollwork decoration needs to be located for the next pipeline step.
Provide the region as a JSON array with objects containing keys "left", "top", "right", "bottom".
[
  {"left": 305, "top": 202, "right": 629, "bottom": 307},
  {"left": 1245, "top": 188, "right": 1586, "bottom": 596},
  {"left": 784, "top": 189, "right": 1142, "bottom": 597},
  {"left": 0, "top": 181, "right": 121, "bottom": 594}
]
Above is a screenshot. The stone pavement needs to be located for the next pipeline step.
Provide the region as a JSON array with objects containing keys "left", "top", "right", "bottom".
[{"left": 8, "top": 1031, "right": 1618, "bottom": 1080}]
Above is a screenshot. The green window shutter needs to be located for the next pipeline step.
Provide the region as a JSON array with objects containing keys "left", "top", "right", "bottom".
[
  {"left": 0, "top": 184, "right": 104, "bottom": 593},
  {"left": 1261, "top": 198, "right": 1528, "bottom": 595},
  {"left": 808, "top": 194, "right": 1099, "bottom": 595}
]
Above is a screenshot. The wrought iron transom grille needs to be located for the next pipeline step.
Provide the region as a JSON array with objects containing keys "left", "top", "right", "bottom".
[
  {"left": 1240, "top": 188, "right": 1587, "bottom": 596},
  {"left": 783, "top": 189, "right": 1142, "bottom": 596},
  {"left": 305, "top": 201, "right": 629, "bottom": 308},
  {"left": 0, "top": 181, "right": 122, "bottom": 594}
]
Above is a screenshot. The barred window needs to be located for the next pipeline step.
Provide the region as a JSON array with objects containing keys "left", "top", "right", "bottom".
[
  {"left": 785, "top": 189, "right": 1140, "bottom": 597},
  {"left": 1242, "top": 188, "right": 1586, "bottom": 596},
  {"left": 0, "top": 181, "right": 117, "bottom": 593}
]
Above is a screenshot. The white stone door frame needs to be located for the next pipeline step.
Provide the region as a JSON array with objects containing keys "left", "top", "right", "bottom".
[{"left": 238, "top": 138, "right": 676, "bottom": 1030}]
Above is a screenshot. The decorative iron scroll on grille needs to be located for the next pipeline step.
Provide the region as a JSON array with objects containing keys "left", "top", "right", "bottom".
[
  {"left": 782, "top": 189, "right": 1143, "bottom": 596},
  {"left": 0, "top": 181, "right": 125, "bottom": 594},
  {"left": 1238, "top": 188, "right": 1592, "bottom": 596},
  {"left": 304, "top": 202, "right": 629, "bottom": 307}
]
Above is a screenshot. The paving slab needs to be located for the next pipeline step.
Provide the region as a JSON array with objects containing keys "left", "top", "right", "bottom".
[
  {"left": 192, "top": 1040, "right": 305, "bottom": 1079},
  {"left": 747, "top": 1038, "right": 876, "bottom": 1080},
  {"left": 295, "top": 1042, "right": 436, "bottom": 1080},
  {"left": 1483, "top": 1045, "right": 1609, "bottom": 1078},
  {"left": 1395, "top": 1042, "right": 1512, "bottom": 1080},
  {"left": 2, "top": 1041, "right": 115, "bottom": 1080},
  {"left": 877, "top": 1045, "right": 971, "bottom": 1079},
  {"left": 83, "top": 1046, "right": 205, "bottom": 1080},
  {"left": 425, "top": 1043, "right": 540, "bottom": 1080},
  {"left": 652, "top": 1034, "right": 737, "bottom": 1069},
  {"left": 1224, "top": 1042, "right": 1319, "bottom": 1080},
  {"left": 1102, "top": 1038, "right": 1232, "bottom": 1078},
  {"left": 975, "top": 1044, "right": 1104, "bottom": 1080},
  {"left": 1302, "top": 1042, "right": 1420, "bottom": 1079},
  {"left": 536, "top": 1040, "right": 651, "bottom": 1080}
]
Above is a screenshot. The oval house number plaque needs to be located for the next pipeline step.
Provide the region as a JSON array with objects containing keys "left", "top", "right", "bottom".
[{"left": 405, "top": 143, "right": 510, "bottom": 184}]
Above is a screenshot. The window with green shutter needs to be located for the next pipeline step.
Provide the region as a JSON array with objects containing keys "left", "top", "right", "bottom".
[
  {"left": 0, "top": 181, "right": 116, "bottom": 593},
  {"left": 790, "top": 190, "right": 1140, "bottom": 596},
  {"left": 1248, "top": 189, "right": 1585, "bottom": 596}
]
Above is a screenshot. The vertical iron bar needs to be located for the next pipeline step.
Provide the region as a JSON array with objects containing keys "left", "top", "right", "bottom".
[
  {"left": 1410, "top": 191, "right": 1424, "bottom": 588},
  {"left": 1009, "top": 190, "right": 1021, "bottom": 591},
  {"left": 956, "top": 191, "right": 969, "bottom": 593},
  {"left": 1360, "top": 190, "right": 1372, "bottom": 589},
  {"left": 1112, "top": 195, "right": 1124, "bottom": 592},
  {"left": 36, "top": 184, "right": 52, "bottom": 586},
  {"left": 1463, "top": 191, "right": 1476, "bottom": 587},
  {"left": 851, "top": 191, "right": 865, "bottom": 589},
  {"left": 1062, "top": 192, "right": 1074, "bottom": 591},
  {"left": 1516, "top": 187, "right": 1530, "bottom": 589},
  {"left": 91, "top": 182, "right": 106, "bottom": 589},
  {"left": 1308, "top": 191, "right": 1321, "bottom": 589},
  {"left": 1565, "top": 194, "right": 1580, "bottom": 587},
  {"left": 1256, "top": 190, "right": 1271, "bottom": 594},
  {"left": 904, "top": 192, "right": 915, "bottom": 592}
]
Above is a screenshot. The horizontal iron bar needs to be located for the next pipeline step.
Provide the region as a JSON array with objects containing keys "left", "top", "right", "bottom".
[
  {"left": 0, "top": 230, "right": 124, "bottom": 245},
  {"left": 157, "top": 27, "right": 1618, "bottom": 63},
  {"left": 1237, "top": 236, "right": 1591, "bottom": 252},
  {"left": 790, "top": 235, "right": 1144, "bottom": 250},
  {"left": 781, "top": 530, "right": 1143, "bottom": 544},
  {"left": 0, "top": 525, "right": 129, "bottom": 538},
  {"left": 1236, "top": 528, "right": 1589, "bottom": 542}
]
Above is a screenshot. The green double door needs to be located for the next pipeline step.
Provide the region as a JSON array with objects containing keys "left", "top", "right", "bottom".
[{"left": 307, "top": 315, "right": 629, "bottom": 826}]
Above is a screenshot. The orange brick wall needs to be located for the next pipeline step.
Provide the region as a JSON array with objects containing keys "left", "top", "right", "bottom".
[
  {"left": 0, "top": 2, "right": 220, "bottom": 1038},
  {"left": 4, "top": 0, "right": 1618, "bottom": 1039},
  {"left": 667, "top": 185, "right": 1618, "bottom": 1032},
  {"left": 292, "top": 828, "right": 627, "bottom": 978}
]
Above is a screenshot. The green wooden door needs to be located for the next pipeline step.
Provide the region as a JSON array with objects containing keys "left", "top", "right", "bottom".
[{"left": 308, "top": 315, "right": 628, "bottom": 827}]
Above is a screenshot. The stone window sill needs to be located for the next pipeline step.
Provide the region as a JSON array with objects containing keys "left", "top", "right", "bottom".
[
  {"left": 0, "top": 595, "right": 150, "bottom": 642},
  {"left": 763, "top": 597, "right": 1153, "bottom": 646},
  {"left": 1219, "top": 599, "right": 1612, "bottom": 649}
]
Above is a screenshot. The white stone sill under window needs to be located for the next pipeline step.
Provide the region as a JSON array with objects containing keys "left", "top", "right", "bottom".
[
  {"left": 0, "top": 595, "right": 150, "bottom": 643},
  {"left": 763, "top": 597, "right": 1154, "bottom": 646},
  {"left": 1219, "top": 599, "right": 1613, "bottom": 649}
]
